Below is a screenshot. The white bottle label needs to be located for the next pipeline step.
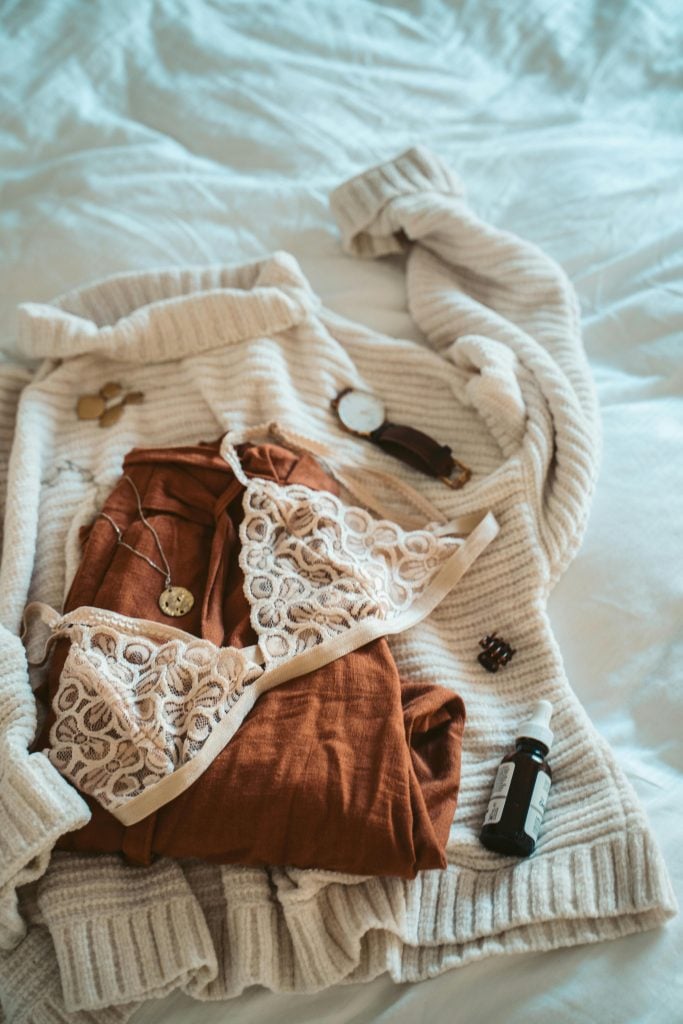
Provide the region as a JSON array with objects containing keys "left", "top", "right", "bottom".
[
  {"left": 482, "top": 762, "right": 515, "bottom": 826},
  {"left": 524, "top": 771, "right": 551, "bottom": 841}
]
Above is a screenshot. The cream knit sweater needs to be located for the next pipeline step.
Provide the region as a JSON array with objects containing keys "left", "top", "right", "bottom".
[{"left": 0, "top": 149, "right": 676, "bottom": 1022}]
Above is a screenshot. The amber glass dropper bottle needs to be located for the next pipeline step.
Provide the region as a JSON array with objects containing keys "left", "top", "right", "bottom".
[{"left": 480, "top": 700, "right": 553, "bottom": 857}]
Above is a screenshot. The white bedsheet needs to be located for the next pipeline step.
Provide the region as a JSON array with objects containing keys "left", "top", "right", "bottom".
[{"left": 1, "top": 1, "right": 681, "bottom": 1021}]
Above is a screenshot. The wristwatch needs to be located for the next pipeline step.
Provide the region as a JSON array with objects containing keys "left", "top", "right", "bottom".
[{"left": 331, "top": 388, "right": 471, "bottom": 489}]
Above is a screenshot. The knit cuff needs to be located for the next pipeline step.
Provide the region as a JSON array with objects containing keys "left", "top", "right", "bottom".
[
  {"left": 395, "top": 827, "right": 678, "bottom": 979},
  {"left": 329, "top": 146, "right": 465, "bottom": 258},
  {"left": 0, "top": 752, "right": 89, "bottom": 949},
  {"left": 0, "top": 924, "right": 137, "bottom": 1024},
  {"left": 37, "top": 854, "right": 218, "bottom": 1013}
]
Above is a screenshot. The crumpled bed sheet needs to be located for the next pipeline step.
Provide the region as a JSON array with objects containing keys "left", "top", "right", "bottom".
[{"left": 0, "top": 2, "right": 681, "bottom": 1022}]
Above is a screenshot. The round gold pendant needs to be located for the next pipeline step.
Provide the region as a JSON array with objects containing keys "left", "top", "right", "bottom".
[{"left": 159, "top": 586, "right": 195, "bottom": 617}]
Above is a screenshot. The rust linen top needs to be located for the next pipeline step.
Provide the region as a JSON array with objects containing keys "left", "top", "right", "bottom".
[{"left": 36, "top": 441, "right": 465, "bottom": 878}]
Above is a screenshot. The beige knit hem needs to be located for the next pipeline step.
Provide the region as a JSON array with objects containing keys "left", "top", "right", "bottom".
[{"left": 26, "top": 828, "right": 678, "bottom": 1015}]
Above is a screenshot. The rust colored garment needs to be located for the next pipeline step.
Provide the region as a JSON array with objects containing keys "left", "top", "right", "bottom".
[{"left": 37, "top": 441, "right": 465, "bottom": 878}]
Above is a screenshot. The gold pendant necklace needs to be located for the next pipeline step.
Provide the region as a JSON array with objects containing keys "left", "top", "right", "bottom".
[
  {"left": 158, "top": 585, "right": 195, "bottom": 617},
  {"left": 99, "top": 475, "right": 195, "bottom": 618}
]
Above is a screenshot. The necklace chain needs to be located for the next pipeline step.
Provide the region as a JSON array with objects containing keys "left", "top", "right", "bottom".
[{"left": 99, "top": 475, "right": 172, "bottom": 587}]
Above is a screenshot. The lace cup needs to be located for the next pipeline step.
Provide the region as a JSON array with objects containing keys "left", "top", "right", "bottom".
[
  {"left": 240, "top": 481, "right": 459, "bottom": 660},
  {"left": 48, "top": 622, "right": 262, "bottom": 811}
]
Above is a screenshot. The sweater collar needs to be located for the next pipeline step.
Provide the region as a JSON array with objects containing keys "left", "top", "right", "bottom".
[{"left": 16, "top": 251, "right": 318, "bottom": 363}]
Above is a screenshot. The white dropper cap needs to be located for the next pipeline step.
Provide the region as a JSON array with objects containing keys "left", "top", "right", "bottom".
[{"left": 517, "top": 700, "right": 553, "bottom": 751}]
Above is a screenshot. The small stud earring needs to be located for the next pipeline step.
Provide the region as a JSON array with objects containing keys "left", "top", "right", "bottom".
[{"left": 478, "top": 633, "right": 515, "bottom": 673}]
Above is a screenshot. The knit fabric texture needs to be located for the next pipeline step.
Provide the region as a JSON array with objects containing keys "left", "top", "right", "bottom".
[{"left": 0, "top": 148, "right": 676, "bottom": 1021}]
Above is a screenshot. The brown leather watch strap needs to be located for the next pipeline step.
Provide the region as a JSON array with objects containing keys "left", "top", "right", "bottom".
[{"left": 370, "top": 422, "right": 470, "bottom": 487}]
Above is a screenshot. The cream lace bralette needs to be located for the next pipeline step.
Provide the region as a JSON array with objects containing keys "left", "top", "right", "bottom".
[{"left": 25, "top": 423, "right": 499, "bottom": 826}]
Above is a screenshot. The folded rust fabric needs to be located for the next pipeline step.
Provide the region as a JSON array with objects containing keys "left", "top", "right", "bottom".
[{"left": 35, "top": 441, "right": 465, "bottom": 878}]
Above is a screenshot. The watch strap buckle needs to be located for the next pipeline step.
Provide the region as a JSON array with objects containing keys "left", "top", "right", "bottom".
[{"left": 439, "top": 460, "right": 471, "bottom": 489}]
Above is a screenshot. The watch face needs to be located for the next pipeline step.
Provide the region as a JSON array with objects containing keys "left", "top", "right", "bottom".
[{"left": 336, "top": 389, "right": 386, "bottom": 435}]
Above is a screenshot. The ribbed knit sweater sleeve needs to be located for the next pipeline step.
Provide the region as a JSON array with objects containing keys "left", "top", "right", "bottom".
[
  {"left": 330, "top": 147, "right": 600, "bottom": 583},
  {"left": 0, "top": 362, "right": 90, "bottom": 950},
  {"left": 0, "top": 363, "right": 32, "bottom": 555}
]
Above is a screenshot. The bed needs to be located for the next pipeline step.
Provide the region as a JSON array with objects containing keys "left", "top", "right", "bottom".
[{"left": 1, "top": 2, "right": 681, "bottom": 1021}]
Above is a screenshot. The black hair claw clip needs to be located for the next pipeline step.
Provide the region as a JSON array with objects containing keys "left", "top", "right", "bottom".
[{"left": 478, "top": 633, "right": 515, "bottom": 673}]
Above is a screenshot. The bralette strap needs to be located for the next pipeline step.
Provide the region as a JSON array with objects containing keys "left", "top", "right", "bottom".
[
  {"left": 22, "top": 601, "right": 71, "bottom": 667},
  {"left": 220, "top": 420, "right": 489, "bottom": 539},
  {"left": 267, "top": 421, "right": 457, "bottom": 530}
]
